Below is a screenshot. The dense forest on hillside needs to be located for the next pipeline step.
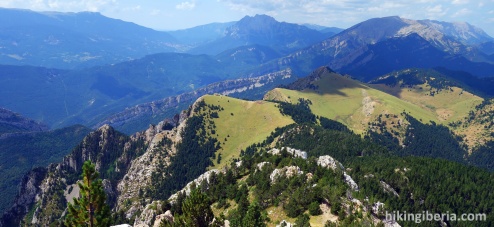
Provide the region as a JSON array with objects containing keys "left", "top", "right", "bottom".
[
  {"left": 347, "top": 156, "right": 494, "bottom": 227},
  {"left": 161, "top": 116, "right": 494, "bottom": 226}
]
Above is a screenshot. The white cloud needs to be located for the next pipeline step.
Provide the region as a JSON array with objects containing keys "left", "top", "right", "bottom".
[
  {"left": 452, "top": 0, "right": 469, "bottom": 5},
  {"left": 426, "top": 4, "right": 443, "bottom": 13},
  {"left": 425, "top": 4, "right": 448, "bottom": 17},
  {"left": 452, "top": 8, "right": 471, "bottom": 17},
  {"left": 3, "top": 0, "right": 118, "bottom": 12},
  {"left": 176, "top": 1, "right": 195, "bottom": 10}
]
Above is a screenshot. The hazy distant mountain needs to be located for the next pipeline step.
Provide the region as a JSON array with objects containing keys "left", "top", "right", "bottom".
[
  {"left": 215, "top": 44, "right": 282, "bottom": 67},
  {"left": 0, "top": 48, "right": 287, "bottom": 129},
  {"left": 478, "top": 41, "right": 494, "bottom": 55},
  {"left": 257, "top": 16, "right": 494, "bottom": 80},
  {"left": 0, "top": 108, "right": 48, "bottom": 135},
  {"left": 168, "top": 21, "right": 235, "bottom": 46},
  {"left": 339, "top": 34, "right": 494, "bottom": 81},
  {"left": 0, "top": 8, "right": 179, "bottom": 69},
  {"left": 322, "top": 16, "right": 493, "bottom": 63},
  {"left": 189, "top": 14, "right": 329, "bottom": 55},
  {"left": 302, "top": 23, "right": 344, "bottom": 34}
]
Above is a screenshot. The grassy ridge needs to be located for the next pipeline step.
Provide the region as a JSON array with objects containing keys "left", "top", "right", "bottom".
[
  {"left": 201, "top": 95, "right": 294, "bottom": 169},
  {"left": 264, "top": 73, "right": 438, "bottom": 135}
]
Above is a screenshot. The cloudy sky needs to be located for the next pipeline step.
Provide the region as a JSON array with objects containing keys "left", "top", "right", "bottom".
[{"left": 1, "top": 0, "right": 493, "bottom": 36}]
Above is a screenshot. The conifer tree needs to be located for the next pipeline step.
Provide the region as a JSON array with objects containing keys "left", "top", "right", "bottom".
[
  {"left": 242, "top": 201, "right": 266, "bottom": 227},
  {"left": 65, "top": 160, "right": 111, "bottom": 227},
  {"left": 161, "top": 189, "right": 222, "bottom": 227}
]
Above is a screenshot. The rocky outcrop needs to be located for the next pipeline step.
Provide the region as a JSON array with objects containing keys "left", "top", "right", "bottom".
[
  {"left": 267, "top": 147, "right": 307, "bottom": 159},
  {"left": 0, "top": 167, "right": 47, "bottom": 227},
  {"left": 317, "top": 155, "right": 344, "bottom": 171},
  {"left": 133, "top": 201, "right": 165, "bottom": 227},
  {"left": 153, "top": 211, "right": 173, "bottom": 227},
  {"left": 380, "top": 181, "right": 399, "bottom": 197},
  {"left": 115, "top": 110, "right": 190, "bottom": 221},
  {"left": 1, "top": 124, "right": 137, "bottom": 226},
  {"left": 270, "top": 166, "right": 303, "bottom": 183},
  {"left": 168, "top": 169, "right": 221, "bottom": 203},
  {"left": 94, "top": 69, "right": 293, "bottom": 129},
  {"left": 317, "top": 155, "right": 359, "bottom": 191}
]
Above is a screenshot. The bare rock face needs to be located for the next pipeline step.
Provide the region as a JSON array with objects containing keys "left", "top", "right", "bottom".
[
  {"left": 134, "top": 201, "right": 164, "bottom": 227},
  {"left": 317, "top": 155, "right": 359, "bottom": 191},
  {"left": 270, "top": 166, "right": 303, "bottom": 183},
  {"left": 168, "top": 169, "right": 221, "bottom": 203},
  {"left": 0, "top": 167, "right": 47, "bottom": 227},
  {"left": 380, "top": 180, "right": 399, "bottom": 197},
  {"left": 317, "top": 155, "right": 344, "bottom": 171},
  {"left": 153, "top": 210, "right": 173, "bottom": 227},
  {"left": 1, "top": 124, "right": 135, "bottom": 226},
  {"left": 268, "top": 147, "right": 307, "bottom": 159},
  {"left": 116, "top": 116, "right": 187, "bottom": 220}
]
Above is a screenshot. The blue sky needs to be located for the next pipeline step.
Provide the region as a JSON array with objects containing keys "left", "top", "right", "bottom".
[{"left": 1, "top": 0, "right": 494, "bottom": 36}]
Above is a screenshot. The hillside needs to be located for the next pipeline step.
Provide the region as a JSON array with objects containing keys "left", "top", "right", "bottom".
[
  {"left": 3, "top": 93, "right": 493, "bottom": 226},
  {"left": 0, "top": 108, "right": 48, "bottom": 135},
  {"left": 0, "top": 52, "right": 292, "bottom": 130},
  {"left": 200, "top": 95, "right": 294, "bottom": 169},
  {"left": 94, "top": 68, "right": 296, "bottom": 134},
  {"left": 0, "top": 8, "right": 179, "bottom": 69},
  {"left": 265, "top": 67, "right": 490, "bottom": 156},
  {"left": 265, "top": 67, "right": 439, "bottom": 134}
]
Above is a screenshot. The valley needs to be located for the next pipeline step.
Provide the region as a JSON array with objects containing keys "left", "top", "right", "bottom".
[{"left": 0, "top": 6, "right": 493, "bottom": 227}]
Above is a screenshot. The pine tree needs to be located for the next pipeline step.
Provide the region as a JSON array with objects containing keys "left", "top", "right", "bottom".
[
  {"left": 65, "top": 160, "right": 111, "bottom": 227},
  {"left": 161, "top": 189, "right": 222, "bottom": 227},
  {"left": 242, "top": 201, "right": 266, "bottom": 227}
]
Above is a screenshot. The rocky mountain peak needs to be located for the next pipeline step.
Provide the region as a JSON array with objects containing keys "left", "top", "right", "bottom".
[{"left": 238, "top": 14, "right": 278, "bottom": 26}]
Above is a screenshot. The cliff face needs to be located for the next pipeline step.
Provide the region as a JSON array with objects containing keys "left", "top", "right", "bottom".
[
  {"left": 0, "top": 104, "right": 193, "bottom": 226},
  {"left": 0, "top": 167, "right": 47, "bottom": 227},
  {"left": 1, "top": 124, "right": 133, "bottom": 226}
]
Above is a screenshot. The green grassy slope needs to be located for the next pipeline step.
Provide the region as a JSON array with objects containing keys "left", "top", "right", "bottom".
[
  {"left": 264, "top": 71, "right": 436, "bottom": 135},
  {"left": 262, "top": 68, "right": 487, "bottom": 155},
  {"left": 201, "top": 95, "right": 294, "bottom": 169}
]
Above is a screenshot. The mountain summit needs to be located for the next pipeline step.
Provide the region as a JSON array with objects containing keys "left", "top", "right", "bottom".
[
  {"left": 189, "top": 14, "right": 329, "bottom": 55},
  {"left": 264, "top": 16, "right": 494, "bottom": 81}
]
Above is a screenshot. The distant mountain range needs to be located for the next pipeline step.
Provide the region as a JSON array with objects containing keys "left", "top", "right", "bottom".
[
  {"left": 0, "top": 108, "right": 48, "bottom": 135},
  {"left": 258, "top": 16, "right": 494, "bottom": 81},
  {"left": 0, "top": 8, "right": 178, "bottom": 69},
  {"left": 0, "top": 9, "right": 341, "bottom": 68},
  {"left": 0, "top": 51, "right": 291, "bottom": 130},
  {"left": 1, "top": 9, "right": 494, "bottom": 133},
  {"left": 188, "top": 14, "right": 337, "bottom": 55}
]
